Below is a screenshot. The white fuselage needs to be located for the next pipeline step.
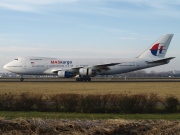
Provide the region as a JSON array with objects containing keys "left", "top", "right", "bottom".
[
  {"left": 3, "top": 34, "right": 174, "bottom": 81},
  {"left": 4, "top": 56, "right": 166, "bottom": 76}
]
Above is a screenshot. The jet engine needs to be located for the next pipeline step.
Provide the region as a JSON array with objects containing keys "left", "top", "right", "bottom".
[
  {"left": 58, "top": 71, "right": 73, "bottom": 78},
  {"left": 79, "top": 68, "right": 92, "bottom": 76}
]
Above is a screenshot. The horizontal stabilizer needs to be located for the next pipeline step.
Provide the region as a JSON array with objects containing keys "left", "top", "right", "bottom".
[{"left": 146, "top": 57, "right": 175, "bottom": 64}]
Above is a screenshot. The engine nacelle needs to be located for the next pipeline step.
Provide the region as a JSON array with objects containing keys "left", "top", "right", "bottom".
[
  {"left": 79, "top": 68, "right": 92, "bottom": 76},
  {"left": 58, "top": 71, "right": 73, "bottom": 78}
]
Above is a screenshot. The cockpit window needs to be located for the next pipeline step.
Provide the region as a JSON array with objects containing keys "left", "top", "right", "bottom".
[{"left": 14, "top": 58, "right": 18, "bottom": 60}]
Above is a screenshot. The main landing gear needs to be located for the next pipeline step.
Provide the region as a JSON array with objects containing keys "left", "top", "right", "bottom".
[{"left": 76, "top": 76, "right": 91, "bottom": 82}]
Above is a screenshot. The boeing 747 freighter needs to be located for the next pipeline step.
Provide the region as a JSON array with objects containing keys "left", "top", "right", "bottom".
[{"left": 4, "top": 34, "right": 175, "bottom": 81}]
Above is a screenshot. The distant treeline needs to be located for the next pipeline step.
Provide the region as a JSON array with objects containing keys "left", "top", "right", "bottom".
[
  {"left": 0, "top": 92, "right": 179, "bottom": 113},
  {"left": 113, "top": 70, "right": 176, "bottom": 78}
]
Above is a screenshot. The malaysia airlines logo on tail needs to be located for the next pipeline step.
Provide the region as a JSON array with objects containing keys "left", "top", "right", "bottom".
[{"left": 150, "top": 43, "right": 165, "bottom": 56}]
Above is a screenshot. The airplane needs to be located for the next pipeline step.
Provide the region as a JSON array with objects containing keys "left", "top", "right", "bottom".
[{"left": 4, "top": 34, "right": 175, "bottom": 82}]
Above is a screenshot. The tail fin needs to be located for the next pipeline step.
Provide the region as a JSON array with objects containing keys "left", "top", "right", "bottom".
[{"left": 138, "top": 34, "right": 173, "bottom": 59}]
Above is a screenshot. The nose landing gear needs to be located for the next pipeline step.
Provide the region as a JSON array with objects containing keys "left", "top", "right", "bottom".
[{"left": 20, "top": 76, "right": 24, "bottom": 82}]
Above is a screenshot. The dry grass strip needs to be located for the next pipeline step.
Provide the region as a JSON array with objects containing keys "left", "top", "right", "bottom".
[{"left": 0, "top": 118, "right": 180, "bottom": 135}]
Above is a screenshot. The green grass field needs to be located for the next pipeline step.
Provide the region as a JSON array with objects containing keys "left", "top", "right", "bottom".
[{"left": 0, "top": 82, "right": 179, "bottom": 98}]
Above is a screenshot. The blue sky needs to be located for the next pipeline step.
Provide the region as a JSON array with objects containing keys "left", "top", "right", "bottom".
[{"left": 0, "top": 0, "right": 180, "bottom": 72}]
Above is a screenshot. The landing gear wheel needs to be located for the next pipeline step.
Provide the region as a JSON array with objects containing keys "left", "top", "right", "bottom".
[
  {"left": 80, "top": 77, "right": 83, "bottom": 81},
  {"left": 76, "top": 77, "right": 91, "bottom": 82},
  {"left": 83, "top": 78, "right": 87, "bottom": 81},
  {"left": 87, "top": 78, "right": 91, "bottom": 81}
]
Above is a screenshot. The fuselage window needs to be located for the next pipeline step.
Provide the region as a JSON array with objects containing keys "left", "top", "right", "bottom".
[
  {"left": 30, "top": 59, "right": 42, "bottom": 60},
  {"left": 32, "top": 65, "right": 44, "bottom": 67}
]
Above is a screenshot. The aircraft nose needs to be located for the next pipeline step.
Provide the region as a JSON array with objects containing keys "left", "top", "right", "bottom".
[
  {"left": 3, "top": 64, "right": 8, "bottom": 70},
  {"left": 4, "top": 63, "right": 11, "bottom": 71}
]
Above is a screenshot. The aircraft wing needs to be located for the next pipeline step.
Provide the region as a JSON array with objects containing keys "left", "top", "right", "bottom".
[
  {"left": 88, "top": 63, "right": 120, "bottom": 71},
  {"left": 146, "top": 57, "right": 175, "bottom": 64},
  {"left": 51, "top": 63, "right": 120, "bottom": 74},
  {"left": 51, "top": 67, "right": 82, "bottom": 73}
]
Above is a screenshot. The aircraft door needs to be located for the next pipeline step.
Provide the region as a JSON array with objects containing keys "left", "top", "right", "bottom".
[
  {"left": 23, "top": 61, "right": 27, "bottom": 73},
  {"left": 135, "top": 61, "right": 139, "bottom": 70},
  {"left": 45, "top": 62, "right": 49, "bottom": 70},
  {"left": 19, "top": 58, "right": 26, "bottom": 74}
]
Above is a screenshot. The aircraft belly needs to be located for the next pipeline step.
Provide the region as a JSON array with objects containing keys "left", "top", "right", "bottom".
[
  {"left": 99, "top": 65, "right": 136, "bottom": 75},
  {"left": 11, "top": 67, "right": 24, "bottom": 74},
  {"left": 25, "top": 66, "right": 45, "bottom": 75}
]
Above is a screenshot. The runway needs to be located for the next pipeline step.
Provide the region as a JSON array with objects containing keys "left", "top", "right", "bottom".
[{"left": 0, "top": 77, "right": 180, "bottom": 82}]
